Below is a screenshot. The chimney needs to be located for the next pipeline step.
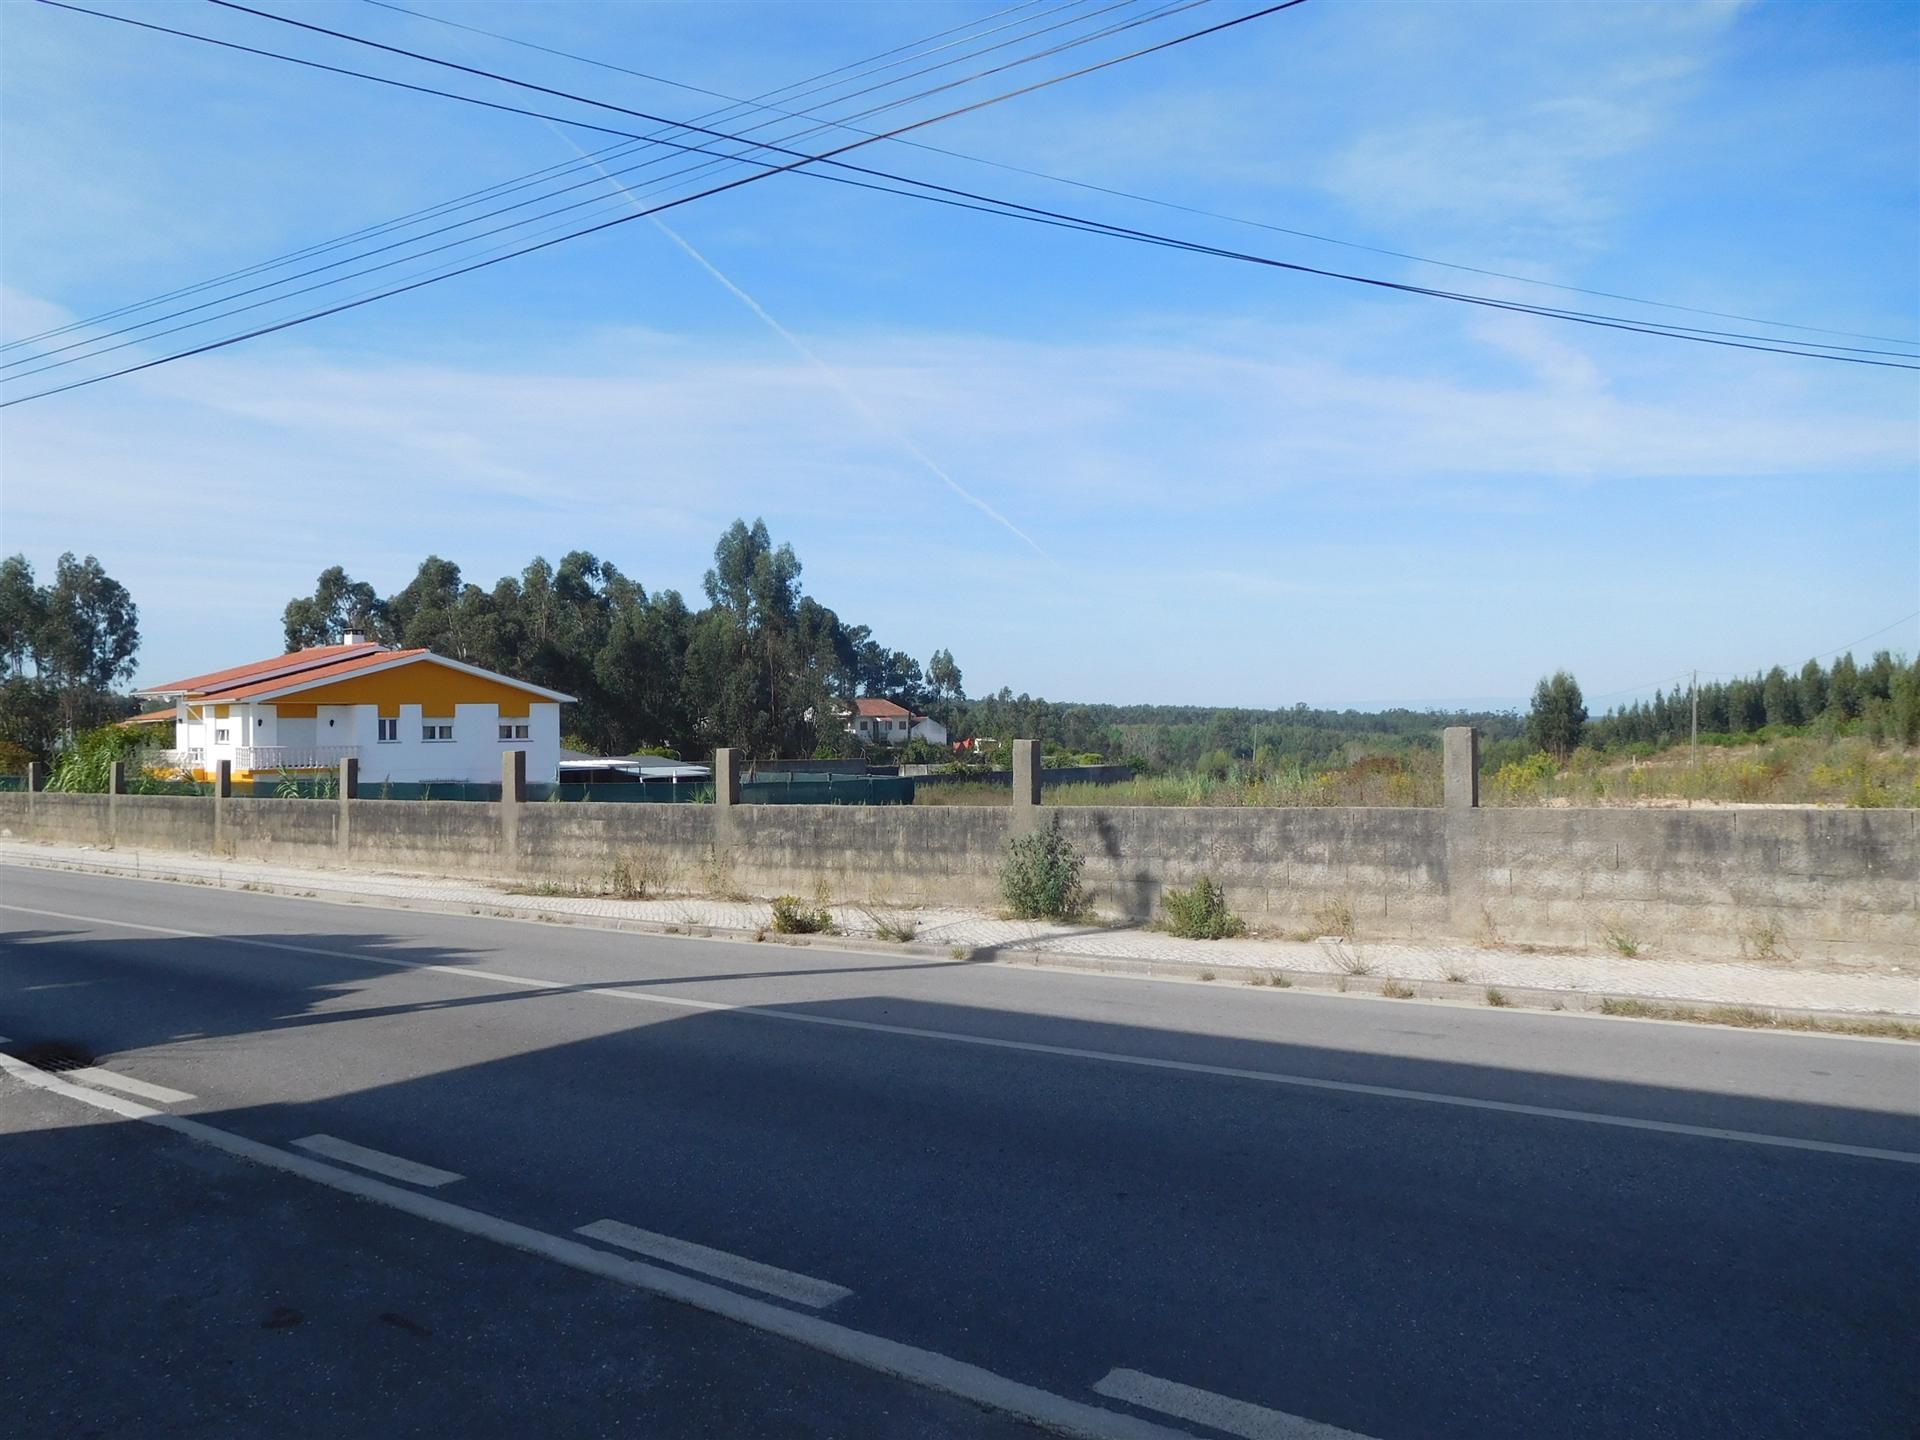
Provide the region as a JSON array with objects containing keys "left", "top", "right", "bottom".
[{"left": 343, "top": 629, "right": 369, "bottom": 646}]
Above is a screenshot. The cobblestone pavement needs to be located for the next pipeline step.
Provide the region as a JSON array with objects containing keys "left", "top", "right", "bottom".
[{"left": 3, "top": 841, "right": 1914, "bottom": 1017}]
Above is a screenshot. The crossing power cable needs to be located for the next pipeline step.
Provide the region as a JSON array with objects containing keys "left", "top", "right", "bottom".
[
  {"left": 201, "top": 0, "right": 1917, "bottom": 364},
  {"left": 0, "top": 0, "right": 1083, "bottom": 354},
  {"left": 4, "top": 0, "right": 1306, "bottom": 405},
  {"left": 9, "top": 0, "right": 1916, "bottom": 404},
  {"left": 5, "top": 0, "right": 1206, "bottom": 376},
  {"left": 60, "top": 1, "right": 1920, "bottom": 367},
  {"left": 17, "top": 0, "right": 1917, "bottom": 374},
  {"left": 28, "top": 0, "right": 1915, "bottom": 373},
  {"left": 20, "top": 0, "right": 1912, "bottom": 370},
  {"left": 357, "top": 0, "right": 1919, "bottom": 351}
]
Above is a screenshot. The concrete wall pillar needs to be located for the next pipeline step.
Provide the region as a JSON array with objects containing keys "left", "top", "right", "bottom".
[
  {"left": 1441, "top": 726, "right": 1484, "bottom": 937},
  {"left": 108, "top": 760, "right": 126, "bottom": 847},
  {"left": 1010, "top": 738, "right": 1042, "bottom": 835},
  {"left": 713, "top": 748, "right": 741, "bottom": 808},
  {"left": 711, "top": 747, "right": 741, "bottom": 860},
  {"left": 213, "top": 759, "right": 232, "bottom": 854},
  {"left": 338, "top": 756, "right": 358, "bottom": 858},
  {"left": 499, "top": 749, "right": 526, "bottom": 869},
  {"left": 1443, "top": 726, "right": 1480, "bottom": 810},
  {"left": 26, "top": 761, "right": 46, "bottom": 793}
]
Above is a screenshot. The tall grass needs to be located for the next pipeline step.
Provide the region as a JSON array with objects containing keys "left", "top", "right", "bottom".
[
  {"left": 918, "top": 753, "right": 1441, "bottom": 807},
  {"left": 916, "top": 735, "right": 1916, "bottom": 808},
  {"left": 1483, "top": 735, "right": 1918, "bottom": 808}
]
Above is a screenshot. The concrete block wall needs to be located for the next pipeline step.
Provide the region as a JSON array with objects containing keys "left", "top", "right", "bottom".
[{"left": 1, "top": 778, "right": 1913, "bottom": 967}]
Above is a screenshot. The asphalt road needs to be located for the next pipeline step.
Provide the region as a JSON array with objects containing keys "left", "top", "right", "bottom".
[{"left": 3, "top": 863, "right": 1916, "bottom": 1440}]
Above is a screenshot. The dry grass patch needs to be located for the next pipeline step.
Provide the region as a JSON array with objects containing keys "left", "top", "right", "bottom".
[{"left": 1597, "top": 997, "right": 1919, "bottom": 1040}]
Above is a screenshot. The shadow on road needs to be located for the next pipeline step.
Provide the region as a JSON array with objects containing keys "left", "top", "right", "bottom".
[{"left": 3, "top": 913, "right": 1917, "bottom": 1440}]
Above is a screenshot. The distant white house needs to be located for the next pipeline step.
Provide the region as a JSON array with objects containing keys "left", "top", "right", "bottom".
[
  {"left": 135, "top": 638, "right": 573, "bottom": 785},
  {"left": 844, "top": 697, "right": 947, "bottom": 747}
]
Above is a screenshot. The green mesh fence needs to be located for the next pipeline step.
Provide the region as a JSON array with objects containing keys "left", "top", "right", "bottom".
[
  {"left": 549, "top": 783, "right": 709, "bottom": 803},
  {"left": 740, "top": 774, "right": 915, "bottom": 806},
  {"left": 352, "top": 781, "right": 502, "bottom": 802}
]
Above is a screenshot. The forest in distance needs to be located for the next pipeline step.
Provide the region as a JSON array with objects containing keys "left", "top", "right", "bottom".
[{"left": 4, "top": 524, "right": 1916, "bottom": 812}]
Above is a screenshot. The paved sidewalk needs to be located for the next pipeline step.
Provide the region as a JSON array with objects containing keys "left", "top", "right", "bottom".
[{"left": 3, "top": 840, "right": 1915, "bottom": 1018}]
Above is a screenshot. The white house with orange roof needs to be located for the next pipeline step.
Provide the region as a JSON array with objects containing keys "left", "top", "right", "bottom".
[
  {"left": 843, "top": 697, "right": 948, "bottom": 747},
  {"left": 136, "top": 635, "right": 573, "bottom": 785}
]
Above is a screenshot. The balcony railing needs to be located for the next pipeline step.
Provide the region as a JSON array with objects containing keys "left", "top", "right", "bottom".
[
  {"left": 152, "top": 748, "right": 205, "bottom": 773},
  {"left": 234, "top": 745, "right": 359, "bottom": 772}
]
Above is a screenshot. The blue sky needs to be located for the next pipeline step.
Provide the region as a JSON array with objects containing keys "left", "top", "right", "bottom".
[{"left": 2, "top": 0, "right": 1915, "bottom": 709}]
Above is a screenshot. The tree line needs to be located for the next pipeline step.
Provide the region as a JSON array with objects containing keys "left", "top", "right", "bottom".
[
  {"left": 4, "top": 530, "right": 1913, "bottom": 779},
  {"left": 0, "top": 552, "right": 140, "bottom": 765},
  {"left": 1583, "top": 652, "right": 1920, "bottom": 752},
  {"left": 282, "top": 519, "right": 963, "bottom": 760}
]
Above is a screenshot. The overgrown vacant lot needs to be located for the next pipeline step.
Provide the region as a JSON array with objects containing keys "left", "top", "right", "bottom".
[
  {"left": 917, "top": 736, "right": 1919, "bottom": 809},
  {"left": 1483, "top": 735, "right": 1919, "bottom": 809}
]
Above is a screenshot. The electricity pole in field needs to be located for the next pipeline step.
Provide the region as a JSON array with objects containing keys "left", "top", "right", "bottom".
[{"left": 1690, "top": 669, "right": 1699, "bottom": 768}]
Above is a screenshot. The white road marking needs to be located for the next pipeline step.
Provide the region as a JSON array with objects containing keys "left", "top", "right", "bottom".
[
  {"left": 291, "top": 1134, "right": 462, "bottom": 1187},
  {"left": 68, "top": 1067, "right": 194, "bottom": 1104},
  {"left": 0, "top": 1051, "right": 1191, "bottom": 1440},
  {"left": 1095, "top": 1369, "right": 1376, "bottom": 1440},
  {"left": 579, "top": 1218, "right": 852, "bottom": 1309},
  {"left": 5, "top": 900, "right": 1917, "bottom": 1167}
]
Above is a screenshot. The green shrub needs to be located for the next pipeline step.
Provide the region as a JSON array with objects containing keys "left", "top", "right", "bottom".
[
  {"left": 770, "top": 895, "right": 834, "bottom": 934},
  {"left": 1160, "top": 876, "right": 1245, "bottom": 940},
  {"left": 1000, "top": 816, "right": 1086, "bottom": 919}
]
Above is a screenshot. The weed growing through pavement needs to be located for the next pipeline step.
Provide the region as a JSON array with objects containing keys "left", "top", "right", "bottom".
[
  {"left": 1380, "top": 980, "right": 1416, "bottom": 999},
  {"left": 1000, "top": 816, "right": 1087, "bottom": 920},
  {"left": 1739, "top": 916, "right": 1796, "bottom": 964},
  {"left": 872, "top": 914, "right": 918, "bottom": 943},
  {"left": 1158, "top": 877, "right": 1245, "bottom": 940},
  {"left": 1602, "top": 922, "right": 1642, "bottom": 958},
  {"left": 770, "top": 896, "right": 835, "bottom": 935},
  {"left": 1486, "top": 987, "right": 1512, "bottom": 1007},
  {"left": 1312, "top": 898, "right": 1356, "bottom": 942}
]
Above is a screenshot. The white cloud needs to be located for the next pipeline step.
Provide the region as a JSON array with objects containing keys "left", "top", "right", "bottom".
[{"left": 1323, "top": 2, "right": 1748, "bottom": 255}]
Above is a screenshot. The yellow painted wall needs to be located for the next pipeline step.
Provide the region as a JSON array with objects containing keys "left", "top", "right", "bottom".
[
  {"left": 274, "top": 703, "right": 318, "bottom": 719},
  {"left": 272, "top": 659, "right": 549, "bottom": 714}
]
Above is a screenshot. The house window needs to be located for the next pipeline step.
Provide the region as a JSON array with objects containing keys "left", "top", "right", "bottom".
[
  {"left": 423, "top": 721, "right": 454, "bottom": 742},
  {"left": 377, "top": 717, "right": 399, "bottom": 743},
  {"left": 215, "top": 727, "right": 230, "bottom": 743},
  {"left": 498, "top": 722, "right": 529, "bottom": 741}
]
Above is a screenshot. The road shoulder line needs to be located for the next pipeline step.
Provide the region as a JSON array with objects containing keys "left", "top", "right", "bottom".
[
  {"left": 292, "top": 1133, "right": 463, "bottom": 1187},
  {"left": 0, "top": 1051, "right": 1190, "bottom": 1440},
  {"left": 579, "top": 1218, "right": 852, "bottom": 1308},
  {"left": 1095, "top": 1368, "right": 1375, "bottom": 1440}
]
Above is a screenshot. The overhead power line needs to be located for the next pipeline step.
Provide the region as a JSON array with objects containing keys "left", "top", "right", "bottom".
[
  {"left": 357, "top": 0, "right": 1919, "bottom": 350},
  {"left": 9, "top": 0, "right": 1185, "bottom": 376},
  {"left": 5, "top": 0, "right": 1308, "bottom": 405},
  {"left": 198, "top": 0, "right": 1920, "bottom": 364},
  {"left": 11, "top": 0, "right": 1917, "bottom": 402},
  {"left": 25, "top": 0, "right": 1903, "bottom": 364},
  {"left": 1, "top": 0, "right": 1076, "bottom": 354}
]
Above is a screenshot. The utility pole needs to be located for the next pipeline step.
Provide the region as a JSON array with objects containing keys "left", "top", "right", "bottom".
[{"left": 1690, "top": 668, "right": 1699, "bottom": 769}]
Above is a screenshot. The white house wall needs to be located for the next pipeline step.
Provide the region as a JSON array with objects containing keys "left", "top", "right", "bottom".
[
  {"left": 173, "top": 700, "right": 562, "bottom": 784},
  {"left": 356, "top": 702, "right": 561, "bottom": 785}
]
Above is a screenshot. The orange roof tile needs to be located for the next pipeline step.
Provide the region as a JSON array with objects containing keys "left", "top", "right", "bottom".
[
  {"left": 206, "top": 648, "right": 429, "bottom": 701},
  {"left": 139, "top": 643, "right": 383, "bottom": 698},
  {"left": 851, "top": 697, "right": 911, "bottom": 718}
]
